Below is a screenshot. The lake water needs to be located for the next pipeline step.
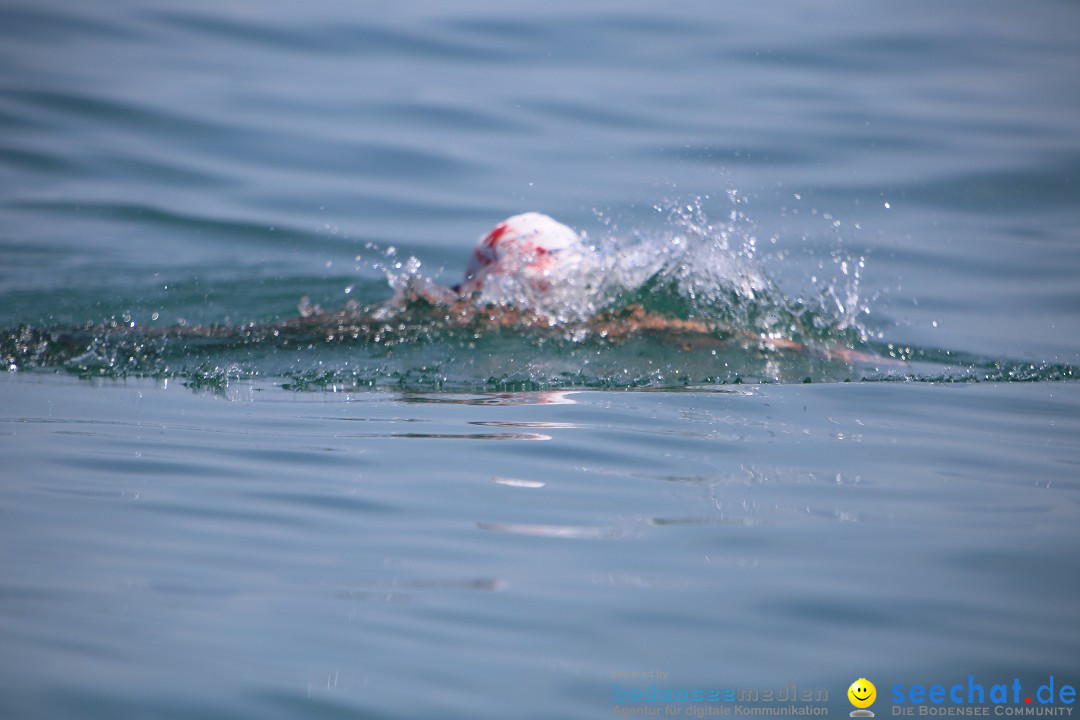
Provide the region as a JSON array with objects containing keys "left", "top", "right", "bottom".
[{"left": 1, "top": 0, "right": 1079, "bottom": 718}]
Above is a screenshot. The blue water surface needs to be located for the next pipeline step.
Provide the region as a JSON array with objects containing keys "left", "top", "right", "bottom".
[{"left": 1, "top": 0, "right": 1079, "bottom": 717}]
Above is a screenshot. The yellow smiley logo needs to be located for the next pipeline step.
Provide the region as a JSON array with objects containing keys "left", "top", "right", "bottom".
[{"left": 848, "top": 678, "right": 877, "bottom": 709}]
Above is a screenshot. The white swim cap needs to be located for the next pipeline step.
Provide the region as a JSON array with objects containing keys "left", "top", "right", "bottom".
[{"left": 459, "top": 212, "right": 587, "bottom": 297}]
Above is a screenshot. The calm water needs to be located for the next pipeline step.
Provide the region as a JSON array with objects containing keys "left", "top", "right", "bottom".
[{"left": 2, "top": 0, "right": 1079, "bottom": 718}]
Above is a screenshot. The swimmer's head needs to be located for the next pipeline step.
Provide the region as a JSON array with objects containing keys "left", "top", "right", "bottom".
[{"left": 457, "top": 213, "right": 586, "bottom": 296}]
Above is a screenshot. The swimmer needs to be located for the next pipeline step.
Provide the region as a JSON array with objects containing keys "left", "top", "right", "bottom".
[
  {"left": 305, "top": 211, "right": 727, "bottom": 341},
  {"left": 294, "top": 212, "right": 880, "bottom": 362},
  {"left": 3, "top": 213, "right": 890, "bottom": 366}
]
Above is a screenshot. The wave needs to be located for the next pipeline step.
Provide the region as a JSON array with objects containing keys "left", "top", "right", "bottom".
[{"left": 2, "top": 198, "right": 1075, "bottom": 390}]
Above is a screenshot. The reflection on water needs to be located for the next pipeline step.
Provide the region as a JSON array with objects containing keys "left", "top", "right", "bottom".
[
  {"left": 389, "top": 431, "right": 551, "bottom": 441},
  {"left": 491, "top": 477, "right": 546, "bottom": 488},
  {"left": 470, "top": 420, "right": 578, "bottom": 429},
  {"left": 477, "top": 522, "right": 621, "bottom": 539},
  {"left": 399, "top": 391, "right": 580, "bottom": 405}
]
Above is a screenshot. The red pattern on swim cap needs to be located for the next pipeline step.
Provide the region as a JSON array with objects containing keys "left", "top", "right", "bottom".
[
  {"left": 470, "top": 223, "right": 509, "bottom": 274},
  {"left": 484, "top": 223, "right": 510, "bottom": 249},
  {"left": 461, "top": 213, "right": 584, "bottom": 296}
]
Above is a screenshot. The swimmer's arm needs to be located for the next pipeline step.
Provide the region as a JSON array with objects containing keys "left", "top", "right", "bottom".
[{"left": 588, "top": 305, "right": 896, "bottom": 365}]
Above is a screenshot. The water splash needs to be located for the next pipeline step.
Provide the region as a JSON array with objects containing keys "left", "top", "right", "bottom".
[
  {"left": 580, "top": 195, "right": 875, "bottom": 352},
  {"left": 585, "top": 195, "right": 775, "bottom": 323},
  {"left": 355, "top": 193, "right": 874, "bottom": 350}
]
